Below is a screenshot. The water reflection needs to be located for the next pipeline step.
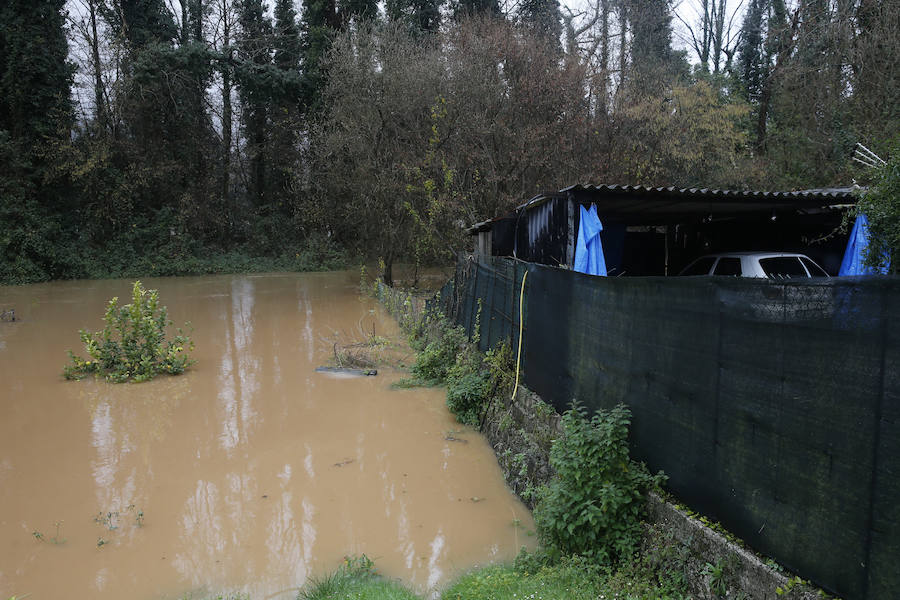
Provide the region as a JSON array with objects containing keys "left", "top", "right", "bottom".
[
  {"left": 175, "top": 480, "right": 226, "bottom": 585},
  {"left": 219, "top": 277, "right": 259, "bottom": 453},
  {"left": 427, "top": 530, "right": 447, "bottom": 590},
  {"left": 0, "top": 273, "right": 535, "bottom": 600}
]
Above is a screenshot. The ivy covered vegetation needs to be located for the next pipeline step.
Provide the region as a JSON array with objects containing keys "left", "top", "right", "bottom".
[
  {"left": 64, "top": 281, "right": 194, "bottom": 383},
  {"left": 856, "top": 146, "right": 900, "bottom": 273}
]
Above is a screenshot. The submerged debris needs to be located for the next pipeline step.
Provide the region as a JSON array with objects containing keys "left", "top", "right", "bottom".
[
  {"left": 315, "top": 366, "right": 377, "bottom": 377},
  {"left": 333, "top": 458, "right": 355, "bottom": 467},
  {"left": 324, "top": 320, "right": 412, "bottom": 371}
]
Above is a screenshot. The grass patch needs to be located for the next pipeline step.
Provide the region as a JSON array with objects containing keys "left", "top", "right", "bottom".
[
  {"left": 300, "top": 573, "right": 419, "bottom": 600},
  {"left": 444, "top": 554, "right": 690, "bottom": 600},
  {"left": 444, "top": 560, "right": 603, "bottom": 600},
  {"left": 299, "top": 555, "right": 419, "bottom": 600}
]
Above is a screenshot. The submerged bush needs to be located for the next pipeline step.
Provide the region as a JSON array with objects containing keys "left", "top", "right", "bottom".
[
  {"left": 64, "top": 281, "right": 194, "bottom": 383},
  {"left": 534, "top": 402, "right": 666, "bottom": 564}
]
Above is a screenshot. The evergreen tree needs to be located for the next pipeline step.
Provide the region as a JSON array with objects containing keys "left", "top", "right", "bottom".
[
  {"left": 451, "top": 0, "right": 501, "bottom": 20},
  {"left": 270, "top": 0, "right": 304, "bottom": 230},
  {"left": 518, "top": 0, "right": 562, "bottom": 46},
  {"left": 737, "top": 0, "right": 766, "bottom": 105},
  {"left": 0, "top": 0, "right": 77, "bottom": 283},
  {"left": 340, "top": 0, "right": 379, "bottom": 24},
  {"left": 624, "top": 0, "right": 687, "bottom": 93},
  {"left": 103, "top": 0, "right": 178, "bottom": 50},
  {"left": 0, "top": 0, "right": 73, "bottom": 143},
  {"left": 299, "top": 0, "right": 338, "bottom": 112},
  {"left": 236, "top": 0, "right": 273, "bottom": 207},
  {"left": 387, "top": 0, "right": 444, "bottom": 34}
]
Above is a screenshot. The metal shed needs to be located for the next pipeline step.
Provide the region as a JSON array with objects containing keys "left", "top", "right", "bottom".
[{"left": 469, "top": 184, "right": 858, "bottom": 275}]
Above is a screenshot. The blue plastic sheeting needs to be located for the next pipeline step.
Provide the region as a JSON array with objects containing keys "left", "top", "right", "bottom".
[
  {"left": 839, "top": 214, "right": 889, "bottom": 276},
  {"left": 574, "top": 204, "right": 607, "bottom": 276}
]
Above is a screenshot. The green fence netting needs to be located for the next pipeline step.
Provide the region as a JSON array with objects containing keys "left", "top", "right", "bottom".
[{"left": 437, "top": 254, "right": 899, "bottom": 600}]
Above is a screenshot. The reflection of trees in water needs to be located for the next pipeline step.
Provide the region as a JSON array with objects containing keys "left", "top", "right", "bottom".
[
  {"left": 84, "top": 374, "right": 189, "bottom": 536},
  {"left": 218, "top": 277, "right": 259, "bottom": 452}
]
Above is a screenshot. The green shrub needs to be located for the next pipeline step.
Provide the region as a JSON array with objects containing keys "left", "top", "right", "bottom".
[
  {"left": 533, "top": 402, "right": 665, "bottom": 564},
  {"left": 411, "top": 321, "right": 467, "bottom": 383},
  {"left": 64, "top": 281, "right": 194, "bottom": 383},
  {"left": 446, "top": 370, "right": 491, "bottom": 425},
  {"left": 856, "top": 146, "right": 900, "bottom": 272}
]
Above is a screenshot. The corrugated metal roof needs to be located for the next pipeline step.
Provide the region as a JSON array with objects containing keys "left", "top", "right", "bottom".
[
  {"left": 560, "top": 183, "right": 858, "bottom": 202},
  {"left": 469, "top": 183, "right": 859, "bottom": 233}
]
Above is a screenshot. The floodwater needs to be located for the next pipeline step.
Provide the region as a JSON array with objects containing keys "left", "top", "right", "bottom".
[{"left": 0, "top": 272, "right": 535, "bottom": 600}]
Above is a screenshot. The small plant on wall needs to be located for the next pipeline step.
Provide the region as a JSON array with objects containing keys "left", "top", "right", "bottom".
[{"left": 64, "top": 281, "right": 194, "bottom": 383}]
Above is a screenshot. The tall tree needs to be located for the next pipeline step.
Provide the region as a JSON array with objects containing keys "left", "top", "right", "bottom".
[
  {"left": 0, "top": 0, "right": 76, "bottom": 282},
  {"left": 211, "top": 0, "right": 237, "bottom": 224},
  {"left": 518, "top": 0, "right": 563, "bottom": 46},
  {"left": 451, "top": 0, "right": 501, "bottom": 20},
  {"left": 387, "top": 0, "right": 444, "bottom": 34},
  {"left": 0, "top": 0, "right": 73, "bottom": 143},
  {"left": 236, "top": 0, "right": 273, "bottom": 207},
  {"left": 299, "top": 0, "right": 339, "bottom": 112},
  {"left": 624, "top": 0, "right": 687, "bottom": 93},
  {"left": 736, "top": 0, "right": 797, "bottom": 153},
  {"left": 270, "top": 0, "right": 304, "bottom": 227}
]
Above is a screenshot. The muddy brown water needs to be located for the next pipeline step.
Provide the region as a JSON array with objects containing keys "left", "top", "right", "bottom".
[{"left": 0, "top": 272, "right": 535, "bottom": 600}]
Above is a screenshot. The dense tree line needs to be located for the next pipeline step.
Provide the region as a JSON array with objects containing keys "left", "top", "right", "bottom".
[{"left": 1, "top": 0, "right": 898, "bottom": 284}]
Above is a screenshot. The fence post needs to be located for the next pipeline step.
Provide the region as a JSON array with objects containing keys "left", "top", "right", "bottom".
[
  {"left": 467, "top": 260, "right": 481, "bottom": 340},
  {"left": 485, "top": 261, "right": 497, "bottom": 351}
]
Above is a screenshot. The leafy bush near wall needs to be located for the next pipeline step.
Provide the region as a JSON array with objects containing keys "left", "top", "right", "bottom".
[
  {"left": 534, "top": 402, "right": 666, "bottom": 564},
  {"left": 411, "top": 321, "right": 467, "bottom": 383},
  {"left": 445, "top": 371, "right": 491, "bottom": 425}
]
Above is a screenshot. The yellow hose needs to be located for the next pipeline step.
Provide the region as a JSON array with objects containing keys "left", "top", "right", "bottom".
[{"left": 512, "top": 269, "right": 528, "bottom": 401}]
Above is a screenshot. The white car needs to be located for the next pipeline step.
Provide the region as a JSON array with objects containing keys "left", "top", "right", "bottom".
[{"left": 679, "top": 252, "right": 830, "bottom": 278}]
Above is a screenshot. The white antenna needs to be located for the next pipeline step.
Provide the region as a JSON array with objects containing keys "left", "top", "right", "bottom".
[{"left": 853, "top": 142, "right": 886, "bottom": 169}]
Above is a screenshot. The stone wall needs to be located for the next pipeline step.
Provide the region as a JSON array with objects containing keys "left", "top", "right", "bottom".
[{"left": 481, "top": 385, "right": 826, "bottom": 600}]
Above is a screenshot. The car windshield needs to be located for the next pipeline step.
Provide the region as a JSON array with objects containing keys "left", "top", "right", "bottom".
[{"left": 760, "top": 257, "right": 808, "bottom": 278}]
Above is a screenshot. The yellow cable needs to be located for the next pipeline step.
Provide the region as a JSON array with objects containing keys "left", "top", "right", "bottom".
[{"left": 512, "top": 269, "right": 528, "bottom": 401}]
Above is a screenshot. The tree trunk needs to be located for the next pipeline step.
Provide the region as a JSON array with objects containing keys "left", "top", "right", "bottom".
[
  {"left": 221, "top": 0, "right": 233, "bottom": 223},
  {"left": 88, "top": 0, "right": 106, "bottom": 130},
  {"left": 617, "top": 0, "right": 627, "bottom": 96},
  {"left": 599, "top": 0, "right": 610, "bottom": 114},
  {"left": 382, "top": 256, "right": 394, "bottom": 287}
]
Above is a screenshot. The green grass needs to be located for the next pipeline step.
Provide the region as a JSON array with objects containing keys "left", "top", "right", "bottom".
[
  {"left": 444, "top": 558, "right": 690, "bottom": 600},
  {"left": 292, "top": 551, "right": 690, "bottom": 600},
  {"left": 299, "top": 571, "right": 419, "bottom": 600},
  {"left": 442, "top": 562, "right": 603, "bottom": 600}
]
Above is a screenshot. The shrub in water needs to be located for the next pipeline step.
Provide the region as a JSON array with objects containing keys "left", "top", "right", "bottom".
[
  {"left": 534, "top": 402, "right": 665, "bottom": 564},
  {"left": 64, "top": 281, "right": 194, "bottom": 383}
]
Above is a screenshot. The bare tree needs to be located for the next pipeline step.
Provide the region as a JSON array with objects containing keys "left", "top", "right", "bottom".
[{"left": 675, "top": 0, "right": 745, "bottom": 72}]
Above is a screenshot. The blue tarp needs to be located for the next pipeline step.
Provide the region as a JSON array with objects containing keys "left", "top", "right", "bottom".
[
  {"left": 574, "top": 204, "right": 607, "bottom": 276},
  {"left": 839, "top": 214, "right": 889, "bottom": 276}
]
